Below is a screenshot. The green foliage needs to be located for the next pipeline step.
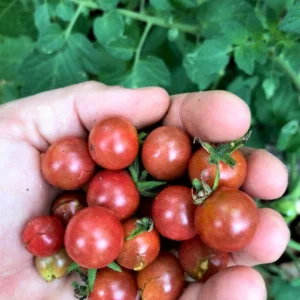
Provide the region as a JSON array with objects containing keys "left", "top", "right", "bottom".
[{"left": 1, "top": 0, "right": 300, "bottom": 295}]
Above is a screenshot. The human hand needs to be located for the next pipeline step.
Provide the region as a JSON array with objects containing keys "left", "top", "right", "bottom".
[{"left": 0, "top": 82, "right": 289, "bottom": 300}]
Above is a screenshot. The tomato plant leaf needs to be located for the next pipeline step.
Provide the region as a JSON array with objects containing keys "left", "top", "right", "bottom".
[
  {"left": 277, "top": 120, "right": 300, "bottom": 152},
  {"left": 67, "top": 262, "right": 80, "bottom": 274},
  {"left": 278, "top": 5, "right": 300, "bottom": 34},
  {"left": 136, "top": 181, "right": 166, "bottom": 192},
  {"left": 128, "top": 157, "right": 140, "bottom": 183},
  {"left": 150, "top": 0, "right": 173, "bottom": 11},
  {"left": 0, "top": 82, "right": 19, "bottom": 104},
  {"left": 87, "top": 269, "right": 97, "bottom": 292},
  {"left": 126, "top": 217, "right": 154, "bottom": 240},
  {"left": 34, "top": 3, "right": 52, "bottom": 33},
  {"left": 96, "top": 0, "right": 120, "bottom": 11},
  {"left": 234, "top": 43, "right": 255, "bottom": 75},
  {"left": 55, "top": 1, "right": 75, "bottom": 22},
  {"left": 107, "top": 261, "right": 122, "bottom": 272},
  {"left": 106, "top": 36, "right": 136, "bottom": 61}
]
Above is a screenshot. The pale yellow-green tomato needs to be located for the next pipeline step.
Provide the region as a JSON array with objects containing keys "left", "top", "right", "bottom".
[{"left": 35, "top": 248, "right": 73, "bottom": 282}]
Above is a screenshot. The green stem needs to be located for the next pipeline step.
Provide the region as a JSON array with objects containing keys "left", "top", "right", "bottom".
[
  {"left": 65, "top": 4, "right": 84, "bottom": 39},
  {"left": 133, "top": 21, "right": 152, "bottom": 69},
  {"left": 288, "top": 152, "right": 298, "bottom": 192},
  {"left": 273, "top": 55, "right": 300, "bottom": 93},
  {"left": 286, "top": 249, "right": 300, "bottom": 274},
  {"left": 288, "top": 240, "right": 300, "bottom": 252},
  {"left": 140, "top": 0, "right": 145, "bottom": 12}
]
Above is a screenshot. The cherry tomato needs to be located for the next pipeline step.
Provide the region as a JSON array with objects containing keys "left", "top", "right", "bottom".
[
  {"left": 87, "top": 170, "right": 140, "bottom": 221},
  {"left": 22, "top": 216, "right": 64, "bottom": 257},
  {"left": 41, "top": 137, "right": 96, "bottom": 190},
  {"left": 152, "top": 186, "right": 197, "bottom": 240},
  {"left": 35, "top": 248, "right": 72, "bottom": 282},
  {"left": 188, "top": 148, "right": 247, "bottom": 189},
  {"left": 179, "top": 236, "right": 229, "bottom": 282},
  {"left": 137, "top": 252, "right": 185, "bottom": 300},
  {"left": 64, "top": 206, "right": 124, "bottom": 269},
  {"left": 89, "top": 267, "right": 138, "bottom": 300},
  {"left": 141, "top": 126, "right": 192, "bottom": 181},
  {"left": 88, "top": 117, "right": 138, "bottom": 170},
  {"left": 116, "top": 218, "right": 160, "bottom": 270},
  {"left": 51, "top": 191, "right": 86, "bottom": 225},
  {"left": 194, "top": 187, "right": 259, "bottom": 252}
]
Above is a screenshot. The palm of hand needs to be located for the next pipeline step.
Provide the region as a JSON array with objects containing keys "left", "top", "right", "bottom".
[{"left": 0, "top": 82, "right": 289, "bottom": 300}]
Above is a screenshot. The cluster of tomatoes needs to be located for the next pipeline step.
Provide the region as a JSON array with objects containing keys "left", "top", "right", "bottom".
[{"left": 22, "top": 116, "right": 259, "bottom": 300}]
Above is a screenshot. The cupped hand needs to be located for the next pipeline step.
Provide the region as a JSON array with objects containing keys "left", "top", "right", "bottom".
[{"left": 0, "top": 82, "right": 289, "bottom": 300}]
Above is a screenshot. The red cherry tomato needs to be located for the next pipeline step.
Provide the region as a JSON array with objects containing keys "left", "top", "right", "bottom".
[
  {"left": 64, "top": 206, "right": 124, "bottom": 269},
  {"left": 88, "top": 117, "right": 139, "bottom": 170},
  {"left": 188, "top": 148, "right": 247, "bottom": 189},
  {"left": 89, "top": 267, "right": 138, "bottom": 300},
  {"left": 137, "top": 252, "right": 185, "bottom": 300},
  {"left": 116, "top": 218, "right": 160, "bottom": 270},
  {"left": 41, "top": 137, "right": 96, "bottom": 190},
  {"left": 87, "top": 170, "right": 140, "bottom": 221},
  {"left": 51, "top": 191, "right": 86, "bottom": 225},
  {"left": 152, "top": 186, "right": 197, "bottom": 241},
  {"left": 141, "top": 126, "right": 192, "bottom": 181},
  {"left": 179, "top": 235, "right": 229, "bottom": 282},
  {"left": 22, "top": 216, "right": 64, "bottom": 257},
  {"left": 194, "top": 187, "right": 259, "bottom": 252}
]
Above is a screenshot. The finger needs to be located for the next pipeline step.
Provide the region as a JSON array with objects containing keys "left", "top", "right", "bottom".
[
  {"left": 0, "top": 81, "right": 170, "bottom": 151},
  {"left": 179, "top": 282, "right": 203, "bottom": 300},
  {"left": 163, "top": 91, "right": 251, "bottom": 142},
  {"left": 241, "top": 148, "right": 288, "bottom": 200},
  {"left": 231, "top": 208, "right": 290, "bottom": 266}
]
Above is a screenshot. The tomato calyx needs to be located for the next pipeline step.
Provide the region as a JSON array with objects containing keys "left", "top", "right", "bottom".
[
  {"left": 195, "top": 257, "right": 209, "bottom": 280},
  {"left": 126, "top": 217, "right": 154, "bottom": 241},
  {"left": 128, "top": 157, "right": 166, "bottom": 197}
]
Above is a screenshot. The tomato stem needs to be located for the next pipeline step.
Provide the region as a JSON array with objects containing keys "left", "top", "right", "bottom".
[{"left": 126, "top": 217, "right": 154, "bottom": 240}]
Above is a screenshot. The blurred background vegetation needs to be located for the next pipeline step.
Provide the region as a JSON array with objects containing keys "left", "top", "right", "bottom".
[{"left": 1, "top": 0, "right": 300, "bottom": 298}]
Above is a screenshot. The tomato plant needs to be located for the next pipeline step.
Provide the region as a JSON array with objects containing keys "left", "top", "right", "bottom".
[
  {"left": 179, "top": 235, "right": 229, "bottom": 281},
  {"left": 41, "top": 137, "right": 96, "bottom": 190},
  {"left": 64, "top": 206, "right": 124, "bottom": 269},
  {"left": 152, "top": 186, "right": 197, "bottom": 240},
  {"left": 51, "top": 191, "right": 86, "bottom": 225},
  {"left": 142, "top": 126, "right": 192, "bottom": 181},
  {"left": 116, "top": 217, "right": 160, "bottom": 270},
  {"left": 194, "top": 187, "right": 259, "bottom": 252},
  {"left": 87, "top": 170, "right": 140, "bottom": 221},
  {"left": 137, "top": 252, "right": 185, "bottom": 300},
  {"left": 88, "top": 117, "right": 139, "bottom": 170},
  {"left": 22, "top": 216, "right": 64, "bottom": 257}
]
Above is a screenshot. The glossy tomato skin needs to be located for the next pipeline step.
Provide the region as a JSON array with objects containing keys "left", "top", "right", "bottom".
[
  {"left": 22, "top": 216, "right": 64, "bottom": 257},
  {"left": 188, "top": 148, "right": 247, "bottom": 189},
  {"left": 194, "top": 187, "right": 259, "bottom": 252},
  {"left": 87, "top": 170, "right": 140, "bottom": 221},
  {"left": 41, "top": 137, "right": 96, "bottom": 190},
  {"left": 64, "top": 206, "right": 124, "bottom": 269},
  {"left": 137, "top": 252, "right": 185, "bottom": 300},
  {"left": 142, "top": 126, "right": 192, "bottom": 181},
  {"left": 89, "top": 267, "right": 138, "bottom": 300},
  {"left": 51, "top": 191, "right": 86, "bottom": 225},
  {"left": 179, "top": 236, "right": 229, "bottom": 282},
  {"left": 88, "top": 117, "right": 138, "bottom": 170},
  {"left": 152, "top": 186, "right": 197, "bottom": 240},
  {"left": 116, "top": 218, "right": 160, "bottom": 270}
]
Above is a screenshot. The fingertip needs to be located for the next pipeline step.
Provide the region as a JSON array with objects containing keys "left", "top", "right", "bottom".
[
  {"left": 179, "top": 282, "right": 203, "bottom": 300},
  {"left": 163, "top": 94, "right": 186, "bottom": 129}
]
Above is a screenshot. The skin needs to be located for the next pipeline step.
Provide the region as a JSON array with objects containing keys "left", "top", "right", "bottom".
[{"left": 0, "top": 82, "right": 289, "bottom": 299}]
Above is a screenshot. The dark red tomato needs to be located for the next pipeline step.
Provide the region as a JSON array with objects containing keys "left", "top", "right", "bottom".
[
  {"left": 87, "top": 170, "right": 140, "bottom": 221},
  {"left": 141, "top": 126, "right": 192, "bottom": 181},
  {"left": 22, "top": 216, "right": 64, "bottom": 257},
  {"left": 51, "top": 191, "right": 86, "bottom": 225},
  {"left": 137, "top": 252, "right": 185, "bottom": 300},
  {"left": 188, "top": 148, "right": 247, "bottom": 189},
  {"left": 195, "top": 187, "right": 259, "bottom": 252},
  {"left": 64, "top": 206, "right": 124, "bottom": 269},
  {"left": 89, "top": 267, "right": 138, "bottom": 300},
  {"left": 116, "top": 218, "right": 160, "bottom": 270},
  {"left": 41, "top": 137, "right": 96, "bottom": 190},
  {"left": 152, "top": 186, "right": 197, "bottom": 240},
  {"left": 88, "top": 117, "right": 138, "bottom": 170},
  {"left": 179, "top": 236, "right": 229, "bottom": 282}
]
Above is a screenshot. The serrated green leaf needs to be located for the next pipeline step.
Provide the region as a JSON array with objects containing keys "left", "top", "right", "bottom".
[
  {"left": 150, "top": 0, "right": 173, "bottom": 11},
  {"left": 97, "top": 0, "right": 119, "bottom": 11},
  {"left": 93, "top": 11, "right": 124, "bottom": 46},
  {"left": 87, "top": 269, "right": 97, "bottom": 292},
  {"left": 142, "top": 27, "right": 168, "bottom": 56},
  {"left": 121, "top": 56, "right": 171, "bottom": 88},
  {"left": 107, "top": 261, "right": 122, "bottom": 272},
  {"left": 0, "top": 0, "right": 36, "bottom": 37},
  {"left": 67, "top": 262, "right": 80, "bottom": 274},
  {"left": 126, "top": 217, "right": 154, "bottom": 240},
  {"left": 34, "top": 3, "right": 51, "bottom": 32},
  {"left": 253, "top": 41, "right": 268, "bottom": 64},
  {"left": 37, "top": 24, "right": 65, "bottom": 54},
  {"left": 183, "top": 39, "right": 231, "bottom": 89},
  {"left": 277, "top": 120, "right": 300, "bottom": 152},
  {"left": 56, "top": 1, "right": 75, "bottom": 22},
  {"left": 128, "top": 158, "right": 139, "bottom": 182},
  {"left": 0, "top": 81, "right": 19, "bottom": 104},
  {"left": 279, "top": 5, "right": 300, "bottom": 34},
  {"left": 281, "top": 43, "right": 300, "bottom": 74},
  {"left": 234, "top": 44, "right": 255, "bottom": 75},
  {"left": 136, "top": 181, "right": 166, "bottom": 191},
  {"left": 262, "top": 77, "right": 278, "bottom": 99},
  {"left": 0, "top": 36, "right": 34, "bottom": 82},
  {"left": 221, "top": 21, "right": 249, "bottom": 44},
  {"left": 106, "top": 36, "right": 135, "bottom": 61}
]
